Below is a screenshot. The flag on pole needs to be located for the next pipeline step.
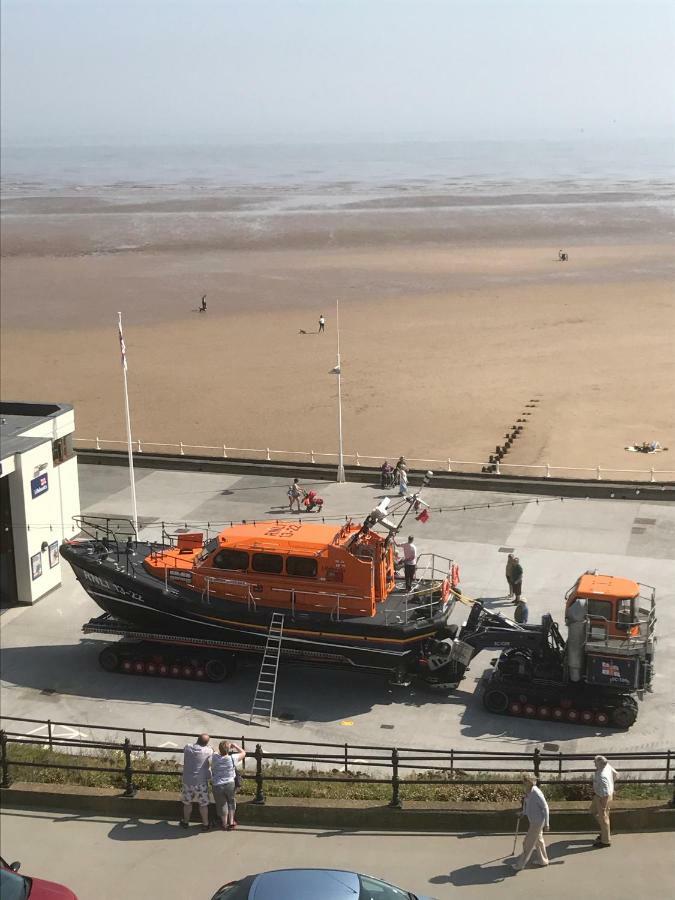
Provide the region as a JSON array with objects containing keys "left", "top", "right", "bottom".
[{"left": 118, "top": 314, "right": 128, "bottom": 371}]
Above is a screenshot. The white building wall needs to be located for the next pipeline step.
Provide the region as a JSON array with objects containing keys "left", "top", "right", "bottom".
[
  {"left": 9, "top": 440, "right": 79, "bottom": 604},
  {"left": 20, "top": 408, "right": 76, "bottom": 443}
]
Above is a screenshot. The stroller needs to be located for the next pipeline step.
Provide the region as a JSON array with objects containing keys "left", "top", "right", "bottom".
[{"left": 302, "top": 490, "right": 324, "bottom": 513}]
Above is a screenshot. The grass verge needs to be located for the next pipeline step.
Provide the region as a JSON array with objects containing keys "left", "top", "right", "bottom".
[{"left": 2, "top": 744, "right": 670, "bottom": 802}]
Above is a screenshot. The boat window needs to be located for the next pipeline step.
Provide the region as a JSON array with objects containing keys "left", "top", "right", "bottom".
[
  {"left": 213, "top": 549, "right": 249, "bottom": 571},
  {"left": 252, "top": 552, "right": 283, "bottom": 574},
  {"left": 286, "top": 556, "right": 318, "bottom": 578},
  {"left": 587, "top": 599, "right": 613, "bottom": 621}
]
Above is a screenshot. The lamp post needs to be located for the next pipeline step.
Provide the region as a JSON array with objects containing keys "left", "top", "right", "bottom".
[{"left": 331, "top": 299, "right": 346, "bottom": 483}]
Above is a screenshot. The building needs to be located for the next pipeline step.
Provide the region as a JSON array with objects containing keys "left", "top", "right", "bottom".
[{"left": 0, "top": 402, "right": 81, "bottom": 605}]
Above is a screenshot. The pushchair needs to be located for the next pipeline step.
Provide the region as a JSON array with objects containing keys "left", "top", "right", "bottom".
[{"left": 303, "top": 490, "right": 324, "bottom": 513}]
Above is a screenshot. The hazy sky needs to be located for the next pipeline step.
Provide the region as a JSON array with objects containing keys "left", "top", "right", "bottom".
[{"left": 1, "top": 0, "right": 673, "bottom": 145}]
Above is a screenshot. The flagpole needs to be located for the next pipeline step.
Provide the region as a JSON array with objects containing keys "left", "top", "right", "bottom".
[
  {"left": 336, "top": 299, "right": 346, "bottom": 483},
  {"left": 118, "top": 312, "right": 139, "bottom": 536}
]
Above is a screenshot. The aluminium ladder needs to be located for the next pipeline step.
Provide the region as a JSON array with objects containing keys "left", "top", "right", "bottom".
[{"left": 249, "top": 612, "right": 285, "bottom": 726}]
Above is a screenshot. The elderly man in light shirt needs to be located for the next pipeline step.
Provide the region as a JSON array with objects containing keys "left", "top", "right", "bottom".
[
  {"left": 512, "top": 772, "right": 550, "bottom": 871},
  {"left": 592, "top": 755, "right": 619, "bottom": 848}
]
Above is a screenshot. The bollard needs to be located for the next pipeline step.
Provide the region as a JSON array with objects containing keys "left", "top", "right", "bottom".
[
  {"left": 0, "top": 730, "right": 11, "bottom": 788},
  {"left": 533, "top": 747, "right": 541, "bottom": 778},
  {"left": 253, "top": 744, "right": 265, "bottom": 804},
  {"left": 389, "top": 748, "right": 402, "bottom": 808},
  {"left": 123, "top": 738, "right": 137, "bottom": 797}
]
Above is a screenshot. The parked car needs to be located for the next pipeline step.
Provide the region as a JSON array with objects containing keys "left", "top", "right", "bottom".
[
  {"left": 210, "top": 868, "right": 437, "bottom": 900},
  {"left": 0, "top": 856, "right": 78, "bottom": 899}
]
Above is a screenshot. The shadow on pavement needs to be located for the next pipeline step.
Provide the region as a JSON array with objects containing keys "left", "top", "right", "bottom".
[
  {"left": 108, "top": 818, "right": 198, "bottom": 841},
  {"left": 432, "top": 861, "right": 516, "bottom": 886}
]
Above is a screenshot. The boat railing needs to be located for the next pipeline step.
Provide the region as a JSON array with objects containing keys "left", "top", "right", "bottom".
[
  {"left": 72, "top": 515, "right": 136, "bottom": 563},
  {"left": 270, "top": 587, "right": 369, "bottom": 621},
  {"left": 199, "top": 575, "right": 259, "bottom": 612}
]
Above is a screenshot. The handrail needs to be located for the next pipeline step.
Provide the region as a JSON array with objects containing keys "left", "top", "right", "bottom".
[
  {"left": 1, "top": 719, "right": 672, "bottom": 805},
  {"left": 73, "top": 437, "right": 675, "bottom": 483}
]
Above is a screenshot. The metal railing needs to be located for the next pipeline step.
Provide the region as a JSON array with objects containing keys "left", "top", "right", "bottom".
[
  {"left": 73, "top": 437, "right": 674, "bottom": 483},
  {"left": 1, "top": 715, "right": 673, "bottom": 807}
]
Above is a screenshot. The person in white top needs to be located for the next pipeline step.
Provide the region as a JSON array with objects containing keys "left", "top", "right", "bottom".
[
  {"left": 512, "top": 773, "right": 550, "bottom": 871},
  {"left": 592, "top": 755, "right": 619, "bottom": 847},
  {"left": 396, "top": 536, "right": 418, "bottom": 592},
  {"left": 318, "top": 315, "right": 326, "bottom": 333},
  {"left": 211, "top": 740, "right": 246, "bottom": 831},
  {"left": 180, "top": 733, "right": 214, "bottom": 830}
]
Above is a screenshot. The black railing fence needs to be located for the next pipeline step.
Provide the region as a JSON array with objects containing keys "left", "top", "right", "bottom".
[{"left": 1, "top": 715, "right": 673, "bottom": 808}]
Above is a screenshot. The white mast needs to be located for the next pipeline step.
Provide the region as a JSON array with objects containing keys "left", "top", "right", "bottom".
[
  {"left": 117, "top": 312, "right": 139, "bottom": 535},
  {"left": 335, "top": 299, "right": 346, "bottom": 483}
]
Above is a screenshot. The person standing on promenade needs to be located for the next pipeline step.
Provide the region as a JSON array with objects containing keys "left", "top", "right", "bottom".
[
  {"left": 511, "top": 773, "right": 550, "bottom": 871},
  {"left": 511, "top": 557, "right": 523, "bottom": 603},
  {"left": 505, "top": 552, "right": 516, "bottom": 599},
  {"left": 212, "top": 740, "right": 246, "bottom": 831},
  {"left": 318, "top": 314, "right": 326, "bottom": 333},
  {"left": 592, "top": 755, "right": 619, "bottom": 848},
  {"left": 398, "top": 466, "right": 408, "bottom": 496},
  {"left": 396, "top": 535, "right": 418, "bottom": 592},
  {"left": 180, "top": 733, "right": 213, "bottom": 831},
  {"left": 394, "top": 456, "right": 408, "bottom": 486},
  {"left": 288, "top": 478, "right": 304, "bottom": 512}
]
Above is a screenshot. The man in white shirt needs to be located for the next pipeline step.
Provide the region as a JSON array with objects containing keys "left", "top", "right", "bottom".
[
  {"left": 396, "top": 535, "right": 418, "bottom": 592},
  {"left": 180, "top": 733, "right": 213, "bottom": 831},
  {"left": 512, "top": 773, "right": 550, "bottom": 871},
  {"left": 592, "top": 755, "right": 619, "bottom": 847}
]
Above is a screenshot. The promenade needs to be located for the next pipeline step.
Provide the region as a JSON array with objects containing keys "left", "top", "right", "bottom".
[
  {"left": 2, "top": 809, "right": 675, "bottom": 899},
  {"left": 1, "top": 462, "right": 674, "bottom": 756}
]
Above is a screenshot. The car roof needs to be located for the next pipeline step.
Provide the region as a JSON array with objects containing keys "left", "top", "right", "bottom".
[{"left": 249, "top": 869, "right": 360, "bottom": 900}]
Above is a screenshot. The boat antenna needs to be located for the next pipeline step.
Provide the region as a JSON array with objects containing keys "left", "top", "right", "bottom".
[{"left": 386, "top": 470, "right": 433, "bottom": 545}]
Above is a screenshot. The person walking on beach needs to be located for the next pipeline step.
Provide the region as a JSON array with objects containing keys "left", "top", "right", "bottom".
[
  {"left": 288, "top": 478, "right": 304, "bottom": 513},
  {"left": 505, "top": 552, "right": 516, "bottom": 599},
  {"left": 318, "top": 314, "right": 326, "bottom": 333},
  {"left": 396, "top": 535, "right": 418, "bottom": 592},
  {"left": 212, "top": 740, "right": 246, "bottom": 831},
  {"left": 200, "top": 294, "right": 207, "bottom": 312},
  {"left": 591, "top": 755, "right": 619, "bottom": 848},
  {"left": 511, "top": 557, "right": 523, "bottom": 603},
  {"left": 179, "top": 733, "right": 213, "bottom": 831},
  {"left": 511, "top": 773, "right": 549, "bottom": 871}
]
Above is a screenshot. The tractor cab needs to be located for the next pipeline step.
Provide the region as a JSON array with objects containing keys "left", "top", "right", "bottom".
[{"left": 565, "top": 572, "right": 655, "bottom": 643}]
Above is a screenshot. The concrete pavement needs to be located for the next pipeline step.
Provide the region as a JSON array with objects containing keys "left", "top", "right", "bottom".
[
  {"left": 2, "top": 809, "right": 675, "bottom": 900},
  {"left": 1, "top": 462, "right": 673, "bottom": 757}
]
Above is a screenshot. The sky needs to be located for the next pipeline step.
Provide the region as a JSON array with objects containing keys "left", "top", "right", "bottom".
[{"left": 1, "top": 0, "right": 674, "bottom": 145}]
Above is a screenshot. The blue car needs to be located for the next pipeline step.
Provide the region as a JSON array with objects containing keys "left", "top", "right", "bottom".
[{"left": 211, "top": 868, "right": 437, "bottom": 900}]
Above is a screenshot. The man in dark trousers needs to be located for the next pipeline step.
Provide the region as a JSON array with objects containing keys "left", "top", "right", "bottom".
[
  {"left": 396, "top": 535, "right": 418, "bottom": 592},
  {"left": 200, "top": 295, "right": 207, "bottom": 312},
  {"left": 511, "top": 556, "right": 523, "bottom": 603},
  {"left": 318, "top": 314, "right": 326, "bottom": 333}
]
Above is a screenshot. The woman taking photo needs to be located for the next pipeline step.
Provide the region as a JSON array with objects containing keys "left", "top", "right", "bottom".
[{"left": 211, "top": 740, "right": 246, "bottom": 831}]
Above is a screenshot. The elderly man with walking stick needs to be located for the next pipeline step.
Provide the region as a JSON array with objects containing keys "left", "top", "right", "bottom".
[
  {"left": 511, "top": 772, "right": 550, "bottom": 871},
  {"left": 591, "top": 755, "right": 619, "bottom": 848}
]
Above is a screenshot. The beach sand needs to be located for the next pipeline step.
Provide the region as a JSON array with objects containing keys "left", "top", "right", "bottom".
[{"left": 1, "top": 200, "right": 674, "bottom": 479}]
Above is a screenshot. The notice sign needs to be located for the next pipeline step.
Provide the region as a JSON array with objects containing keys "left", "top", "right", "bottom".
[{"left": 31, "top": 473, "right": 49, "bottom": 498}]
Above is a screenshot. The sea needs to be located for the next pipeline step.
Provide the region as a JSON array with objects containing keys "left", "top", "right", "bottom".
[{"left": 2, "top": 139, "right": 674, "bottom": 210}]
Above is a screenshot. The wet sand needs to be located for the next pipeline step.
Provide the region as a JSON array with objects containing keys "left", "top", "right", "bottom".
[{"left": 1, "top": 198, "right": 674, "bottom": 477}]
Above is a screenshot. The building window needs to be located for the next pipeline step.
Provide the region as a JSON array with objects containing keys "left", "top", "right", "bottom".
[
  {"left": 213, "top": 549, "right": 249, "bottom": 571},
  {"left": 52, "top": 434, "right": 74, "bottom": 466},
  {"left": 286, "top": 556, "right": 317, "bottom": 578},
  {"left": 251, "top": 552, "right": 283, "bottom": 574}
]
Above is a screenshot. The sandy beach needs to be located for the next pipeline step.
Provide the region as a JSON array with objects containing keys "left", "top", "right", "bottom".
[{"left": 2, "top": 183, "right": 674, "bottom": 478}]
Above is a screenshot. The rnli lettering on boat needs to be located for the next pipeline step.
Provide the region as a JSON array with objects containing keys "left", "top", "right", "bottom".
[{"left": 82, "top": 570, "right": 144, "bottom": 602}]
